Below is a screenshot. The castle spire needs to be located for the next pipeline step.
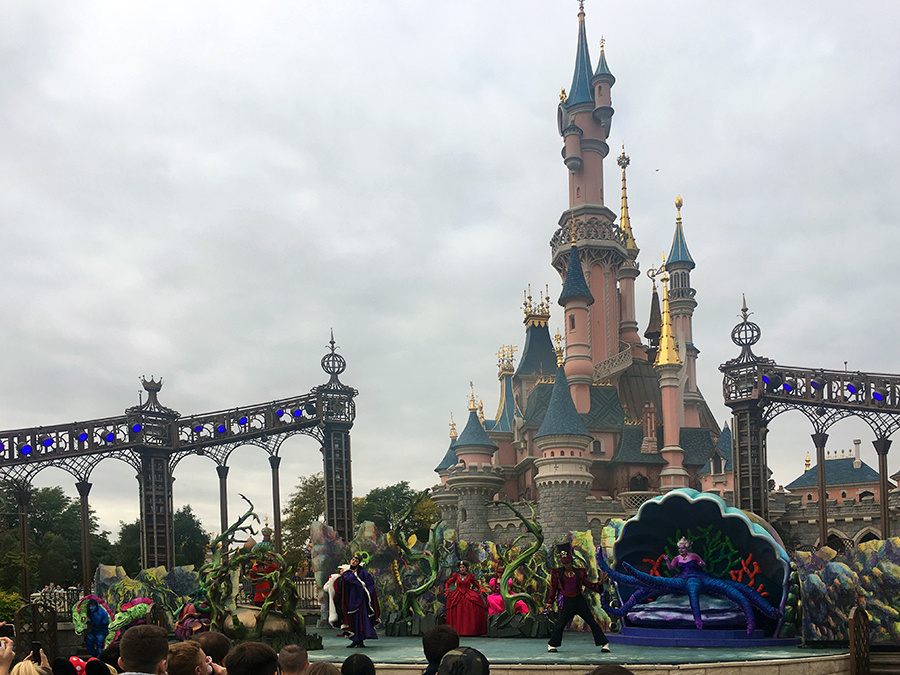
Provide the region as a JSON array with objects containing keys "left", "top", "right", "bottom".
[
  {"left": 618, "top": 145, "right": 637, "bottom": 252},
  {"left": 654, "top": 267, "right": 681, "bottom": 367},
  {"left": 668, "top": 195, "right": 695, "bottom": 266},
  {"left": 564, "top": 1, "right": 594, "bottom": 108}
]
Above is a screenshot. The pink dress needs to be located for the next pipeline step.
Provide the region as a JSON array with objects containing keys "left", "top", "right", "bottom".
[{"left": 486, "top": 577, "right": 528, "bottom": 615}]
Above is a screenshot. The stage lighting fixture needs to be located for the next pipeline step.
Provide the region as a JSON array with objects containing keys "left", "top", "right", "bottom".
[
  {"left": 846, "top": 379, "right": 862, "bottom": 395},
  {"left": 873, "top": 386, "right": 888, "bottom": 405},
  {"left": 810, "top": 374, "right": 826, "bottom": 391},
  {"left": 783, "top": 378, "right": 797, "bottom": 393},
  {"left": 763, "top": 371, "right": 783, "bottom": 391}
]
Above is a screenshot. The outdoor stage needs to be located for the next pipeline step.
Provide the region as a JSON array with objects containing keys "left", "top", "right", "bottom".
[{"left": 311, "top": 631, "right": 850, "bottom": 675}]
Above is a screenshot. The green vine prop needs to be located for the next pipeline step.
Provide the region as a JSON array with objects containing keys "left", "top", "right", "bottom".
[{"left": 390, "top": 489, "right": 442, "bottom": 618}]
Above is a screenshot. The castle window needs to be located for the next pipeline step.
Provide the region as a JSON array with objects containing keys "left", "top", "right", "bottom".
[
  {"left": 841, "top": 491, "right": 847, "bottom": 499},
  {"left": 712, "top": 454, "right": 723, "bottom": 474},
  {"left": 569, "top": 315, "right": 575, "bottom": 330},
  {"left": 807, "top": 493, "right": 813, "bottom": 501},
  {"left": 592, "top": 439, "right": 603, "bottom": 455}
]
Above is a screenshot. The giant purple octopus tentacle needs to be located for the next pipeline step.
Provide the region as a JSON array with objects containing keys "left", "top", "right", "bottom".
[{"left": 597, "top": 549, "right": 783, "bottom": 636}]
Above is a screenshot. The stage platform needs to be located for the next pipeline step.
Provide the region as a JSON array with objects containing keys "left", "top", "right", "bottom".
[{"left": 309, "top": 631, "right": 850, "bottom": 675}]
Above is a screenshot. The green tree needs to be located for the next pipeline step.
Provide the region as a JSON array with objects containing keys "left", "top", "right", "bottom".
[
  {"left": 110, "top": 520, "right": 142, "bottom": 577},
  {"left": 174, "top": 505, "right": 210, "bottom": 568},
  {"left": 281, "top": 473, "right": 325, "bottom": 574},
  {"left": 354, "top": 482, "right": 439, "bottom": 540}
]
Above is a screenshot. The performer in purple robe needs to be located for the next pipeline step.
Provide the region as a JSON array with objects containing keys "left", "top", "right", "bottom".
[{"left": 338, "top": 552, "right": 380, "bottom": 648}]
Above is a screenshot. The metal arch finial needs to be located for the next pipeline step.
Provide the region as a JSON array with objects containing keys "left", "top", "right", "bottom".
[{"left": 328, "top": 328, "right": 337, "bottom": 354}]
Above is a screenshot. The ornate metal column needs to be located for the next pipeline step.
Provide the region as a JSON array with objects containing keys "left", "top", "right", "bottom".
[
  {"left": 75, "top": 481, "right": 92, "bottom": 591},
  {"left": 269, "top": 455, "right": 283, "bottom": 554},
  {"left": 872, "top": 437, "right": 892, "bottom": 538},
  {"left": 137, "top": 448, "right": 176, "bottom": 569},
  {"left": 216, "top": 465, "right": 229, "bottom": 537},
  {"left": 811, "top": 432, "right": 829, "bottom": 547},
  {"left": 314, "top": 334, "right": 358, "bottom": 541},
  {"left": 14, "top": 485, "right": 31, "bottom": 597}
]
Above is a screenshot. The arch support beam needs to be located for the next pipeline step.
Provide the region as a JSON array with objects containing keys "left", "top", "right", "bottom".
[
  {"left": 76, "top": 480, "right": 93, "bottom": 591},
  {"left": 811, "top": 432, "right": 829, "bottom": 549},
  {"left": 872, "top": 437, "right": 892, "bottom": 538},
  {"left": 268, "top": 455, "right": 283, "bottom": 554},
  {"left": 216, "top": 465, "right": 229, "bottom": 537}
]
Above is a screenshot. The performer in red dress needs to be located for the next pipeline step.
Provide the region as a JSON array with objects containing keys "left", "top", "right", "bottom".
[{"left": 444, "top": 561, "right": 487, "bottom": 636}]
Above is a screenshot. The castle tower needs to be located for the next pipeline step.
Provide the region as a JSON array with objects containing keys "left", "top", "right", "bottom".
[
  {"left": 533, "top": 347, "right": 595, "bottom": 543},
  {"left": 666, "top": 195, "right": 702, "bottom": 427},
  {"left": 445, "top": 388, "right": 504, "bottom": 541},
  {"left": 559, "top": 222, "right": 595, "bottom": 413},
  {"left": 513, "top": 287, "right": 557, "bottom": 407},
  {"left": 487, "top": 346, "right": 521, "bottom": 500},
  {"left": 432, "top": 415, "right": 460, "bottom": 525},
  {"left": 654, "top": 265, "right": 690, "bottom": 491},
  {"left": 616, "top": 146, "right": 642, "bottom": 353},
  {"left": 552, "top": 5, "right": 630, "bottom": 368}
]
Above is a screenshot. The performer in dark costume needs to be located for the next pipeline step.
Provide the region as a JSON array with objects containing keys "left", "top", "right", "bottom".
[
  {"left": 444, "top": 561, "right": 487, "bottom": 636},
  {"left": 337, "top": 552, "right": 380, "bottom": 648},
  {"left": 546, "top": 543, "right": 610, "bottom": 653}
]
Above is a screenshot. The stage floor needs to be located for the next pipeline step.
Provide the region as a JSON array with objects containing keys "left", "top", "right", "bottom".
[{"left": 310, "top": 631, "right": 850, "bottom": 675}]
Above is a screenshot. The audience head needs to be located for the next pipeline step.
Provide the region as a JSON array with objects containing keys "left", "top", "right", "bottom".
[
  {"left": 584, "top": 667, "right": 635, "bottom": 675},
  {"left": 190, "top": 633, "right": 232, "bottom": 666},
  {"left": 11, "top": 661, "right": 50, "bottom": 675},
  {"left": 305, "top": 664, "right": 340, "bottom": 675},
  {"left": 98, "top": 644, "right": 122, "bottom": 674},
  {"left": 223, "top": 642, "right": 277, "bottom": 675},
  {"left": 118, "top": 625, "right": 168, "bottom": 675},
  {"left": 422, "top": 625, "right": 459, "bottom": 666},
  {"left": 167, "top": 642, "right": 206, "bottom": 675},
  {"left": 437, "top": 648, "right": 489, "bottom": 675},
  {"left": 340, "top": 654, "right": 374, "bottom": 675},
  {"left": 277, "top": 646, "right": 308, "bottom": 675}
]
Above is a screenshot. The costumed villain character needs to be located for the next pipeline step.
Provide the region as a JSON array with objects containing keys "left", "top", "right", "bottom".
[
  {"left": 444, "top": 561, "right": 487, "bottom": 636},
  {"left": 546, "top": 542, "right": 610, "bottom": 653},
  {"left": 334, "top": 552, "right": 380, "bottom": 648}
]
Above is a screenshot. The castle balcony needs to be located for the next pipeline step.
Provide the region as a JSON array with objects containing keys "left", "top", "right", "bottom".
[{"left": 618, "top": 490, "right": 661, "bottom": 515}]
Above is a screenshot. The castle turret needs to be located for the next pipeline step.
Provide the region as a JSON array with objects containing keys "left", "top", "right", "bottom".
[
  {"left": 559, "top": 221, "right": 594, "bottom": 413},
  {"left": 533, "top": 347, "right": 595, "bottom": 543},
  {"left": 666, "top": 196, "right": 702, "bottom": 427},
  {"left": 616, "top": 146, "right": 642, "bottom": 352},
  {"left": 445, "top": 388, "right": 503, "bottom": 541},
  {"left": 432, "top": 415, "right": 460, "bottom": 525},
  {"left": 654, "top": 263, "right": 690, "bottom": 491}
]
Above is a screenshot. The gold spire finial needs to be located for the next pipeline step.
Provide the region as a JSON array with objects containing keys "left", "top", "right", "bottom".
[
  {"left": 477, "top": 399, "right": 485, "bottom": 424},
  {"left": 675, "top": 194, "right": 683, "bottom": 228},
  {"left": 617, "top": 144, "right": 637, "bottom": 251},
  {"left": 497, "top": 344, "right": 517, "bottom": 376},
  {"left": 523, "top": 284, "right": 550, "bottom": 327},
  {"left": 560, "top": 88, "right": 567, "bottom": 103},
  {"left": 569, "top": 214, "right": 577, "bottom": 245},
  {"left": 654, "top": 271, "right": 682, "bottom": 368},
  {"left": 600, "top": 36, "right": 605, "bottom": 52},
  {"left": 468, "top": 382, "right": 477, "bottom": 411},
  {"left": 553, "top": 330, "right": 564, "bottom": 367},
  {"left": 805, "top": 451, "right": 810, "bottom": 471},
  {"left": 449, "top": 413, "right": 458, "bottom": 440},
  {"left": 578, "top": 0, "right": 585, "bottom": 17}
]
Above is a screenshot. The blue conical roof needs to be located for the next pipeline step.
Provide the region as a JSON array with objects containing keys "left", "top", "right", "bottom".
[
  {"left": 455, "top": 409, "right": 498, "bottom": 450},
  {"left": 534, "top": 365, "right": 592, "bottom": 440},
  {"left": 487, "top": 372, "right": 520, "bottom": 433},
  {"left": 435, "top": 440, "right": 458, "bottom": 473},
  {"left": 559, "top": 244, "right": 594, "bottom": 305},
  {"left": 593, "top": 45, "right": 615, "bottom": 84},
  {"left": 564, "top": 9, "right": 594, "bottom": 108},
  {"left": 668, "top": 221, "right": 695, "bottom": 267}
]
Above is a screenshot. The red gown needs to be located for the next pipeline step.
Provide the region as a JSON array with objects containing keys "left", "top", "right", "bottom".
[{"left": 445, "top": 572, "right": 487, "bottom": 636}]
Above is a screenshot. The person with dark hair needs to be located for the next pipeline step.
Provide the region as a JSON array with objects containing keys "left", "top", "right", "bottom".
[
  {"left": 546, "top": 543, "right": 609, "bottom": 653},
  {"left": 444, "top": 562, "right": 487, "bottom": 636},
  {"left": 118, "top": 625, "right": 169, "bottom": 675},
  {"left": 340, "top": 654, "right": 374, "bottom": 675},
  {"left": 421, "top": 625, "right": 459, "bottom": 675},
  {"left": 166, "top": 643, "right": 207, "bottom": 675},
  {"left": 277, "top": 646, "right": 308, "bottom": 675},
  {"left": 223, "top": 643, "right": 278, "bottom": 675},
  {"left": 436, "top": 648, "right": 489, "bottom": 675},
  {"left": 190, "top": 633, "right": 232, "bottom": 666},
  {"left": 337, "top": 553, "right": 380, "bottom": 648},
  {"left": 98, "top": 643, "right": 122, "bottom": 674}
]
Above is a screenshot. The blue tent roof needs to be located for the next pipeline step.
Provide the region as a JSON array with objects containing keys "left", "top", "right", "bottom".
[
  {"left": 515, "top": 323, "right": 558, "bottom": 378},
  {"left": 534, "top": 365, "right": 592, "bottom": 440},
  {"left": 455, "top": 409, "right": 498, "bottom": 450},
  {"left": 564, "top": 10, "right": 594, "bottom": 108},
  {"left": 594, "top": 47, "right": 615, "bottom": 82},
  {"left": 786, "top": 457, "right": 882, "bottom": 489},
  {"left": 668, "top": 221, "right": 695, "bottom": 266},
  {"left": 486, "top": 372, "right": 519, "bottom": 433},
  {"left": 558, "top": 244, "right": 593, "bottom": 305}
]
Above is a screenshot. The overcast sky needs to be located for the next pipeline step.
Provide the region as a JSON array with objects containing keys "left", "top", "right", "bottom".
[{"left": 1, "top": 1, "right": 898, "bottom": 541}]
